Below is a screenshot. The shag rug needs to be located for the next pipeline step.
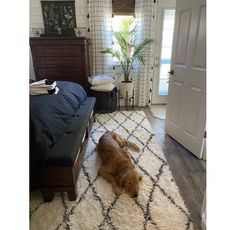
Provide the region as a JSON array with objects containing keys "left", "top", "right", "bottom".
[
  {"left": 150, "top": 105, "right": 166, "bottom": 120},
  {"left": 30, "top": 111, "right": 194, "bottom": 230}
]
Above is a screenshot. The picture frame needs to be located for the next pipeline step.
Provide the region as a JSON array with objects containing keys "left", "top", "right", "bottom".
[
  {"left": 74, "top": 27, "right": 87, "bottom": 37},
  {"left": 41, "top": 1, "right": 77, "bottom": 36}
]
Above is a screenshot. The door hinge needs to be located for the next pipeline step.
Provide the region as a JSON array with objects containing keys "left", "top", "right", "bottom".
[{"left": 204, "top": 131, "right": 207, "bottom": 138}]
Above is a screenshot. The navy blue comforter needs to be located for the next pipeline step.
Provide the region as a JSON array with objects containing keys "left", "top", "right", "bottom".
[{"left": 30, "top": 81, "right": 87, "bottom": 155}]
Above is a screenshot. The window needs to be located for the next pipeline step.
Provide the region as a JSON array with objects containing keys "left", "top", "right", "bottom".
[
  {"left": 112, "top": 15, "right": 134, "bottom": 64},
  {"left": 158, "top": 9, "right": 175, "bottom": 96}
]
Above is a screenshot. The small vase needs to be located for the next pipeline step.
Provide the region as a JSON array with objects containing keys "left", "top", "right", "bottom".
[{"left": 119, "top": 81, "right": 133, "bottom": 99}]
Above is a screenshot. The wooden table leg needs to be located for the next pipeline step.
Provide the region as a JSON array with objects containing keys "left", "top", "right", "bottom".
[
  {"left": 43, "top": 191, "right": 54, "bottom": 202},
  {"left": 68, "top": 187, "right": 78, "bottom": 201}
]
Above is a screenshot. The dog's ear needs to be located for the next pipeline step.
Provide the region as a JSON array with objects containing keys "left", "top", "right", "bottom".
[{"left": 113, "top": 133, "right": 125, "bottom": 148}]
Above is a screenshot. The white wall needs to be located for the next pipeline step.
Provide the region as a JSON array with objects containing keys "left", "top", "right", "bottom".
[
  {"left": 29, "top": 48, "right": 35, "bottom": 80},
  {"left": 30, "top": 0, "right": 44, "bottom": 37}
]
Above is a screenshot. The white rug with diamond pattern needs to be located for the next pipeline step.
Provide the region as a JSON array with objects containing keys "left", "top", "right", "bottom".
[{"left": 30, "top": 111, "right": 194, "bottom": 230}]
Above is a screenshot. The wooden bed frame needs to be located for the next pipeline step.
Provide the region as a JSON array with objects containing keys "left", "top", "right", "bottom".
[
  {"left": 30, "top": 37, "right": 95, "bottom": 202},
  {"left": 41, "top": 111, "right": 95, "bottom": 202}
]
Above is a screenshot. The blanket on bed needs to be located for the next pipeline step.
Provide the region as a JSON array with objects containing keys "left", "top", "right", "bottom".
[{"left": 30, "top": 81, "right": 87, "bottom": 155}]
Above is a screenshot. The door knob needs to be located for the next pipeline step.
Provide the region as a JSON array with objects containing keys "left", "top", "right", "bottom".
[{"left": 168, "top": 70, "right": 174, "bottom": 75}]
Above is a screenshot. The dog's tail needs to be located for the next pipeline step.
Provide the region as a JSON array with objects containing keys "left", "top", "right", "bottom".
[{"left": 125, "top": 141, "right": 140, "bottom": 153}]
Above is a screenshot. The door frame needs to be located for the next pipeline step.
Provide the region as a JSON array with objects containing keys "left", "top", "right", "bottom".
[{"left": 151, "top": 0, "right": 176, "bottom": 105}]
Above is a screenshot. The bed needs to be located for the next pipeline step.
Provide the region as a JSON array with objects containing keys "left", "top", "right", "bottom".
[{"left": 30, "top": 80, "right": 96, "bottom": 202}]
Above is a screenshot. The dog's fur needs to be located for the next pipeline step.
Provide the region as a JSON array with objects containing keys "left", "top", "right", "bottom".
[{"left": 97, "top": 131, "right": 142, "bottom": 198}]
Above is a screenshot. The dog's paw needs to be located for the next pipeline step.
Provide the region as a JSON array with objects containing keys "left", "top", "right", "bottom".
[{"left": 113, "top": 186, "right": 122, "bottom": 195}]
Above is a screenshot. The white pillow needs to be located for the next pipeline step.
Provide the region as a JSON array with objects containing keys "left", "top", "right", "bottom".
[
  {"left": 88, "top": 74, "right": 115, "bottom": 86},
  {"left": 90, "top": 83, "right": 116, "bottom": 92}
]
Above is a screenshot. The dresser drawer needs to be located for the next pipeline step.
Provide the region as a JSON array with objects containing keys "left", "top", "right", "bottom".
[
  {"left": 30, "top": 37, "right": 90, "bottom": 91},
  {"left": 37, "top": 68, "right": 86, "bottom": 83},
  {"left": 36, "top": 57, "right": 84, "bottom": 68},
  {"left": 34, "top": 46, "right": 83, "bottom": 57}
]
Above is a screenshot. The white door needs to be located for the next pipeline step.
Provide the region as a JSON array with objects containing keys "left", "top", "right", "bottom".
[
  {"left": 165, "top": 0, "right": 206, "bottom": 158},
  {"left": 151, "top": 0, "right": 176, "bottom": 104}
]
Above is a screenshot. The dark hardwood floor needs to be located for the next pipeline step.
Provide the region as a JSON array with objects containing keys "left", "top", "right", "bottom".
[{"left": 138, "top": 107, "right": 206, "bottom": 230}]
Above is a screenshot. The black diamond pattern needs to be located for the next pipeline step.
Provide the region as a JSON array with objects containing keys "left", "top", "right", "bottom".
[{"left": 30, "top": 111, "right": 194, "bottom": 230}]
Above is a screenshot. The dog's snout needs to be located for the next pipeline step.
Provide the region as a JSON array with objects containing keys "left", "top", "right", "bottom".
[{"left": 133, "top": 193, "right": 138, "bottom": 198}]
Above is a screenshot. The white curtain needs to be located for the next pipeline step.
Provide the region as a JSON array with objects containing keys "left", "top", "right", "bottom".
[
  {"left": 88, "top": 0, "right": 155, "bottom": 107},
  {"left": 88, "top": 0, "right": 113, "bottom": 76},
  {"left": 134, "top": 0, "right": 155, "bottom": 107}
]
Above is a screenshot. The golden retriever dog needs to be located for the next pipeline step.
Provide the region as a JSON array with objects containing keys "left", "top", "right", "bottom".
[{"left": 97, "top": 131, "right": 142, "bottom": 198}]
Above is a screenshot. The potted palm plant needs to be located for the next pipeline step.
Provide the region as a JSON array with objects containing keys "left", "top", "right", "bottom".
[{"left": 102, "top": 18, "right": 153, "bottom": 98}]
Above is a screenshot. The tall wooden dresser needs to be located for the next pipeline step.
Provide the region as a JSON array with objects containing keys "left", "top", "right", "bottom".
[{"left": 30, "top": 37, "right": 90, "bottom": 91}]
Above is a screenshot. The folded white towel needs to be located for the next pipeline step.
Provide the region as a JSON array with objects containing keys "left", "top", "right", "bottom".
[
  {"left": 90, "top": 83, "right": 116, "bottom": 92},
  {"left": 30, "top": 79, "right": 58, "bottom": 95},
  {"left": 30, "top": 79, "right": 56, "bottom": 90},
  {"left": 30, "top": 84, "right": 56, "bottom": 91},
  {"left": 30, "top": 88, "right": 50, "bottom": 95},
  {"left": 88, "top": 75, "right": 115, "bottom": 86},
  {"left": 30, "top": 86, "right": 59, "bottom": 96}
]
